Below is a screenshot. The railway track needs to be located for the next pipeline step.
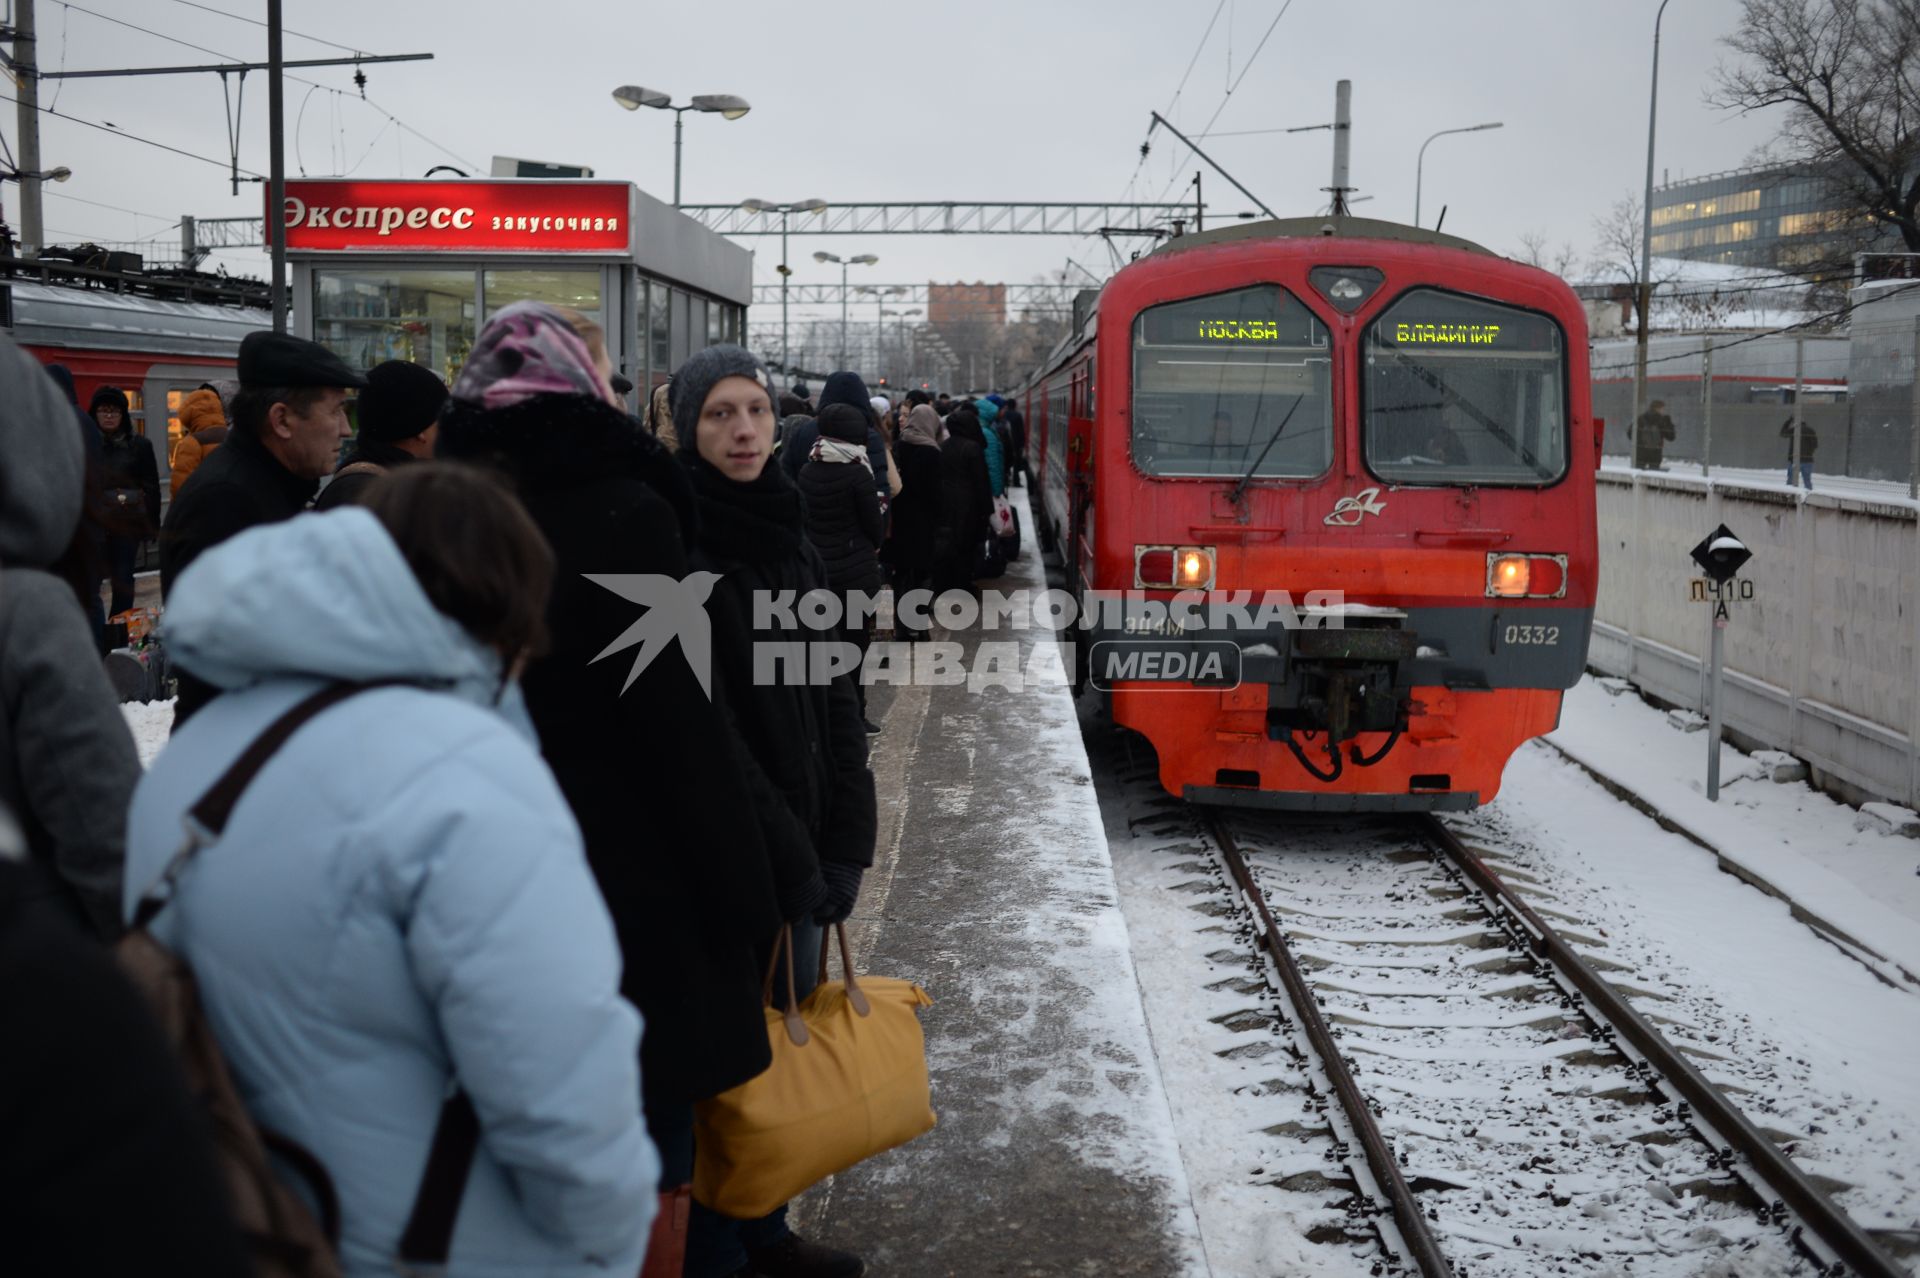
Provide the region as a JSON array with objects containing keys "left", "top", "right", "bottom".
[{"left": 1182, "top": 803, "right": 1911, "bottom": 1278}]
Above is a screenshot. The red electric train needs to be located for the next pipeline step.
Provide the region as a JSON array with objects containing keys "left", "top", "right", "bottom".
[{"left": 1019, "top": 217, "right": 1597, "bottom": 811}]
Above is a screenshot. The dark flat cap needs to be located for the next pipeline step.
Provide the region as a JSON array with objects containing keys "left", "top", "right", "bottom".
[
  {"left": 610, "top": 372, "right": 635, "bottom": 396},
  {"left": 238, "top": 331, "right": 367, "bottom": 389},
  {"left": 357, "top": 360, "right": 448, "bottom": 443}
]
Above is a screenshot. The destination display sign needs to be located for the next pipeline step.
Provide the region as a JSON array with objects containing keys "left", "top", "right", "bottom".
[
  {"left": 1372, "top": 289, "right": 1561, "bottom": 352},
  {"left": 277, "top": 179, "right": 634, "bottom": 254},
  {"left": 1138, "top": 284, "right": 1326, "bottom": 348}
]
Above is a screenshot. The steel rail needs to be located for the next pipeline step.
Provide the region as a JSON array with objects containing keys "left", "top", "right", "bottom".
[
  {"left": 1203, "top": 813, "right": 1456, "bottom": 1278},
  {"left": 1417, "top": 815, "right": 1907, "bottom": 1278}
]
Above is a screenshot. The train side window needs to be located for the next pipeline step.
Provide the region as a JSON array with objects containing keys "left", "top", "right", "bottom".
[
  {"left": 1130, "top": 285, "right": 1333, "bottom": 480},
  {"left": 1362, "top": 289, "right": 1568, "bottom": 486}
]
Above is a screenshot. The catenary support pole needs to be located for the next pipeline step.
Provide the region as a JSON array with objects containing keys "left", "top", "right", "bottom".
[
  {"left": 1701, "top": 336, "right": 1714, "bottom": 478},
  {"left": 839, "top": 260, "right": 849, "bottom": 369},
  {"left": 1329, "top": 79, "right": 1352, "bottom": 215},
  {"left": 14, "top": 0, "right": 42, "bottom": 255},
  {"left": 1634, "top": 0, "right": 1675, "bottom": 445},
  {"left": 267, "top": 0, "right": 286, "bottom": 335},
  {"left": 1910, "top": 317, "right": 1919, "bottom": 500},
  {"left": 780, "top": 212, "right": 790, "bottom": 377},
  {"left": 1790, "top": 335, "right": 1805, "bottom": 489}
]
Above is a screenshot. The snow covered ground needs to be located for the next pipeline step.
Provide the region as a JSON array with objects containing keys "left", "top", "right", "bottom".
[
  {"left": 1544, "top": 676, "right": 1920, "bottom": 983},
  {"left": 120, "top": 699, "right": 173, "bottom": 767}
]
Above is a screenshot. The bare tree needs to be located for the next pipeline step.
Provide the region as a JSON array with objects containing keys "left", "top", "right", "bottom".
[
  {"left": 1711, "top": 0, "right": 1920, "bottom": 252},
  {"left": 1590, "top": 194, "right": 1653, "bottom": 335},
  {"left": 1515, "top": 230, "right": 1581, "bottom": 278}
]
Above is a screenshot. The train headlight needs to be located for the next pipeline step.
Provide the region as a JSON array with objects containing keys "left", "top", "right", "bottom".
[
  {"left": 1486, "top": 553, "right": 1568, "bottom": 599},
  {"left": 1135, "top": 545, "right": 1216, "bottom": 590},
  {"left": 1175, "top": 547, "right": 1216, "bottom": 589},
  {"left": 1488, "top": 555, "right": 1531, "bottom": 597}
]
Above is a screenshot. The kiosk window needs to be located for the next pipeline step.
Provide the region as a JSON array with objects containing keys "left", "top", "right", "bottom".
[
  {"left": 1131, "top": 285, "right": 1332, "bottom": 479},
  {"left": 1364, "top": 290, "right": 1567, "bottom": 485},
  {"left": 315, "top": 267, "right": 477, "bottom": 385},
  {"left": 671, "top": 291, "right": 691, "bottom": 368},
  {"left": 483, "top": 268, "right": 601, "bottom": 321},
  {"left": 649, "top": 284, "right": 671, "bottom": 376}
]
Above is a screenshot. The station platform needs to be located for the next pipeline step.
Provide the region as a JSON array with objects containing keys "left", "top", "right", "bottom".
[{"left": 793, "top": 489, "right": 1206, "bottom": 1275}]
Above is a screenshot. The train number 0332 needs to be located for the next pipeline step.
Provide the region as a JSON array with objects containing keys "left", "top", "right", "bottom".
[{"left": 1503, "top": 624, "right": 1560, "bottom": 646}]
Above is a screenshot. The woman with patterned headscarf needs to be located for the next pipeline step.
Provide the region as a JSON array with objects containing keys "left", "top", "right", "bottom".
[{"left": 436, "top": 303, "right": 786, "bottom": 1272}]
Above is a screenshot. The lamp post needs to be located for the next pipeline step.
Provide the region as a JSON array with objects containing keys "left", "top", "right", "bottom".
[
  {"left": 881, "top": 307, "right": 920, "bottom": 385},
  {"left": 1413, "top": 122, "right": 1502, "bottom": 229},
  {"left": 1633, "top": 0, "right": 1676, "bottom": 443},
  {"left": 612, "top": 85, "right": 750, "bottom": 207},
  {"left": 814, "top": 250, "right": 879, "bottom": 369},
  {"left": 743, "top": 198, "right": 827, "bottom": 377},
  {"left": 0, "top": 165, "right": 71, "bottom": 255},
  {"left": 857, "top": 284, "right": 907, "bottom": 378}
]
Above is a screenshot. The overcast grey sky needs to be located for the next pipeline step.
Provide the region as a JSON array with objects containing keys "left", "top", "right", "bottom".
[{"left": 10, "top": 0, "right": 1786, "bottom": 325}]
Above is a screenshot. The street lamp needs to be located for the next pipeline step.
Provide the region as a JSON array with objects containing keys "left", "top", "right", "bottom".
[
  {"left": 611, "top": 85, "right": 750, "bottom": 207},
  {"left": 744, "top": 198, "right": 827, "bottom": 377},
  {"left": 858, "top": 285, "right": 907, "bottom": 375},
  {"left": 1634, "top": 0, "right": 1677, "bottom": 444},
  {"left": 881, "top": 307, "right": 921, "bottom": 386},
  {"left": 814, "top": 251, "right": 879, "bottom": 369},
  {"left": 1413, "top": 123, "right": 1501, "bottom": 229},
  {"left": 1, "top": 165, "right": 72, "bottom": 183}
]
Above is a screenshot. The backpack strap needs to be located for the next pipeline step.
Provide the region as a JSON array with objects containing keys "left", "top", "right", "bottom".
[
  {"left": 132, "top": 680, "right": 406, "bottom": 930},
  {"left": 397, "top": 1090, "right": 481, "bottom": 1267},
  {"left": 133, "top": 677, "right": 483, "bottom": 1266}
]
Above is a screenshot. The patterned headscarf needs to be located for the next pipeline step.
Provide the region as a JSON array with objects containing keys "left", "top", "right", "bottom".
[{"left": 451, "top": 301, "right": 612, "bottom": 410}]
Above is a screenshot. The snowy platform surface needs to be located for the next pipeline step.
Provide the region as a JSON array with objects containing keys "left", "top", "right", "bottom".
[{"left": 794, "top": 488, "right": 1206, "bottom": 1273}]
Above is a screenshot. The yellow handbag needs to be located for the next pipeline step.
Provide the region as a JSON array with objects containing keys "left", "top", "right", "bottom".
[{"left": 693, "top": 924, "right": 935, "bottom": 1219}]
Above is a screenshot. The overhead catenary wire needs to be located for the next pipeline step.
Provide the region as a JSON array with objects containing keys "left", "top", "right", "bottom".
[
  {"left": 0, "top": 92, "right": 261, "bottom": 175},
  {"left": 44, "top": 2, "right": 478, "bottom": 173},
  {"left": 162, "top": 0, "right": 371, "bottom": 55}
]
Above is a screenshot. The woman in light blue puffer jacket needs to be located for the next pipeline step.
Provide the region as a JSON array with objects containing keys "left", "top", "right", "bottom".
[{"left": 125, "top": 464, "right": 658, "bottom": 1277}]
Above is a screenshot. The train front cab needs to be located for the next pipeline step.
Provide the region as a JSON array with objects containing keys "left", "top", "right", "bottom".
[{"left": 1079, "top": 229, "right": 1597, "bottom": 812}]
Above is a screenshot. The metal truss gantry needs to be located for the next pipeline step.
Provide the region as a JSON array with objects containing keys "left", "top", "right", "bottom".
[{"left": 681, "top": 201, "right": 1196, "bottom": 236}]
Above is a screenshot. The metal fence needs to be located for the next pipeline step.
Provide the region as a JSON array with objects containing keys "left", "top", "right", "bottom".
[{"left": 1592, "top": 328, "right": 1918, "bottom": 500}]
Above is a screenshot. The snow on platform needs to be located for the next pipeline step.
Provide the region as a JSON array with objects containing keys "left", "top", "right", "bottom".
[{"left": 794, "top": 485, "right": 1206, "bottom": 1274}]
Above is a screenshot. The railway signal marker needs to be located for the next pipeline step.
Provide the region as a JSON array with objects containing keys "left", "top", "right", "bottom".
[{"left": 1687, "top": 524, "right": 1750, "bottom": 802}]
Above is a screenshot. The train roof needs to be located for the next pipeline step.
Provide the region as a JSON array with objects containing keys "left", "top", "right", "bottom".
[
  {"left": 7, "top": 280, "right": 269, "bottom": 359},
  {"left": 1144, "top": 215, "right": 1498, "bottom": 261}
]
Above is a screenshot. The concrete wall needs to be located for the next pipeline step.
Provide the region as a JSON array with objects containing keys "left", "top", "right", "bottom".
[{"left": 1591, "top": 470, "right": 1920, "bottom": 808}]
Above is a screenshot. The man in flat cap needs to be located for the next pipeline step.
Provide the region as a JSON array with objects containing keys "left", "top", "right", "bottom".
[
  {"left": 159, "top": 330, "right": 365, "bottom": 723},
  {"left": 312, "top": 360, "right": 448, "bottom": 512}
]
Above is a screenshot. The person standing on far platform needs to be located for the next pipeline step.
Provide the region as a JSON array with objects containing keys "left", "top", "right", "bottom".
[
  {"left": 1780, "top": 414, "right": 1818, "bottom": 490},
  {"left": 88, "top": 386, "right": 159, "bottom": 620},
  {"left": 160, "top": 331, "right": 366, "bottom": 725},
  {"left": 313, "top": 361, "right": 449, "bottom": 512},
  {"left": 1631, "top": 398, "right": 1676, "bottom": 470}
]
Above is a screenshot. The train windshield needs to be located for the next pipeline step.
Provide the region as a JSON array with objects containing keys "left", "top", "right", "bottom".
[
  {"left": 1363, "top": 290, "right": 1567, "bottom": 485},
  {"left": 1131, "top": 285, "right": 1333, "bottom": 479}
]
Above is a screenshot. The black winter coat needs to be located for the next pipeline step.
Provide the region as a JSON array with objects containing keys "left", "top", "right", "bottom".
[
  {"left": 310, "top": 439, "right": 420, "bottom": 511},
  {"left": 437, "top": 393, "right": 783, "bottom": 1106},
  {"left": 0, "top": 861, "right": 252, "bottom": 1276},
  {"left": 797, "top": 455, "right": 885, "bottom": 597},
  {"left": 98, "top": 427, "right": 160, "bottom": 539},
  {"left": 886, "top": 440, "right": 943, "bottom": 576},
  {"left": 686, "top": 457, "right": 877, "bottom": 895},
  {"left": 159, "top": 426, "right": 319, "bottom": 724}
]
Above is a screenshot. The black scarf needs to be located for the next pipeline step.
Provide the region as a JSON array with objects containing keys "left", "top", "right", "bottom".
[{"left": 682, "top": 453, "right": 804, "bottom": 565}]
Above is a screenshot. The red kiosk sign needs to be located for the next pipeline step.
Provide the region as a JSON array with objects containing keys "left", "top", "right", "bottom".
[{"left": 278, "top": 179, "right": 632, "bottom": 253}]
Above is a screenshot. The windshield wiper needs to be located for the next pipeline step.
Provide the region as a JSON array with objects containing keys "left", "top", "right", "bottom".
[{"left": 1229, "top": 394, "right": 1305, "bottom": 506}]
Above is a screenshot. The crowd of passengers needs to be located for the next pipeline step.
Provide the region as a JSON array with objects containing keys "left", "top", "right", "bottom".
[{"left": 0, "top": 304, "right": 1028, "bottom": 1277}]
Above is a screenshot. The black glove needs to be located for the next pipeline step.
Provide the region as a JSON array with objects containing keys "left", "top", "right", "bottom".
[
  {"left": 780, "top": 871, "right": 829, "bottom": 924},
  {"left": 813, "top": 860, "right": 866, "bottom": 925}
]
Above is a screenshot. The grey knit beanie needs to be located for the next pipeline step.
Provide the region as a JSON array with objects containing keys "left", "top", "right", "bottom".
[{"left": 668, "top": 344, "right": 777, "bottom": 446}]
